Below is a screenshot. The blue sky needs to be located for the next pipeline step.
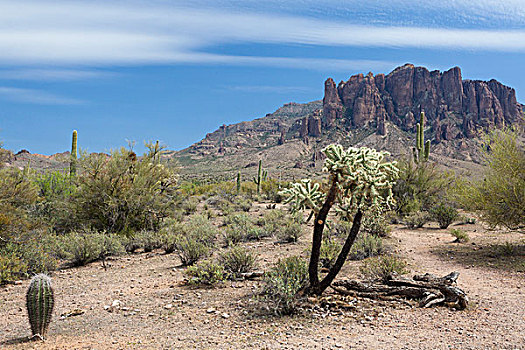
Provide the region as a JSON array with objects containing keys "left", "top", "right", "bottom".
[{"left": 0, "top": 0, "right": 524, "bottom": 154}]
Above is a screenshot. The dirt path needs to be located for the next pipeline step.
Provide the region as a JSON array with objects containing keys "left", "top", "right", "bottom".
[{"left": 1, "top": 223, "right": 523, "bottom": 349}]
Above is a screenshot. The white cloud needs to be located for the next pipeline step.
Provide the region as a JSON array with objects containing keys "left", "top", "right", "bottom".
[
  {"left": 0, "top": 1, "right": 523, "bottom": 69},
  {"left": 0, "top": 69, "right": 114, "bottom": 81},
  {"left": 0, "top": 86, "right": 85, "bottom": 105}
]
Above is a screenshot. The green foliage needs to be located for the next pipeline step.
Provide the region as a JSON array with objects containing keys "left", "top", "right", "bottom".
[
  {"left": 280, "top": 179, "right": 323, "bottom": 214},
  {"left": 71, "top": 144, "right": 177, "bottom": 234},
  {"left": 57, "top": 231, "right": 124, "bottom": 266},
  {"left": 180, "top": 196, "right": 200, "bottom": 215},
  {"left": 430, "top": 203, "right": 459, "bottom": 229},
  {"left": 26, "top": 274, "right": 54, "bottom": 339},
  {"left": 360, "top": 255, "right": 408, "bottom": 281},
  {"left": 218, "top": 245, "right": 257, "bottom": 278},
  {"left": 404, "top": 211, "right": 431, "bottom": 229},
  {"left": 449, "top": 228, "right": 469, "bottom": 243},
  {"left": 263, "top": 256, "right": 308, "bottom": 315},
  {"left": 276, "top": 221, "right": 303, "bottom": 243},
  {"left": 130, "top": 230, "right": 164, "bottom": 252},
  {"left": 0, "top": 250, "right": 27, "bottom": 284},
  {"left": 361, "top": 207, "right": 391, "bottom": 237},
  {"left": 175, "top": 235, "right": 210, "bottom": 266},
  {"left": 349, "top": 233, "right": 384, "bottom": 260},
  {"left": 223, "top": 213, "right": 263, "bottom": 245},
  {"left": 186, "top": 260, "right": 225, "bottom": 285},
  {"left": 454, "top": 129, "right": 525, "bottom": 229},
  {"left": 318, "top": 238, "right": 342, "bottom": 269},
  {"left": 393, "top": 158, "right": 452, "bottom": 216}
]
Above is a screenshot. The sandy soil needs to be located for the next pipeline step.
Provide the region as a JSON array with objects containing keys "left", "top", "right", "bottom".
[{"left": 1, "top": 215, "right": 523, "bottom": 350}]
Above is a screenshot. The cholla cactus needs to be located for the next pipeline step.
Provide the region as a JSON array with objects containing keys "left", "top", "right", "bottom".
[
  {"left": 280, "top": 144, "right": 398, "bottom": 295},
  {"left": 26, "top": 274, "right": 54, "bottom": 340}
]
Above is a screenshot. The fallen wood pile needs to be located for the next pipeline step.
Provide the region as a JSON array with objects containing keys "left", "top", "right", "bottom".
[{"left": 332, "top": 272, "right": 468, "bottom": 309}]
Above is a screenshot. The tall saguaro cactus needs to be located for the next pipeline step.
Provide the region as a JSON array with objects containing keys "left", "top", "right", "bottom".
[
  {"left": 26, "top": 274, "right": 54, "bottom": 340},
  {"left": 70, "top": 130, "right": 78, "bottom": 176},
  {"left": 253, "top": 160, "right": 268, "bottom": 194},
  {"left": 236, "top": 171, "right": 242, "bottom": 193},
  {"left": 412, "top": 112, "right": 430, "bottom": 163}
]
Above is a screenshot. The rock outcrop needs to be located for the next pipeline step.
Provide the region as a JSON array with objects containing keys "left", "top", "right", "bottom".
[{"left": 322, "top": 64, "right": 523, "bottom": 140}]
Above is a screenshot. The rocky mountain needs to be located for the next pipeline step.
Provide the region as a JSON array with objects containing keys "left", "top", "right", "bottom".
[{"left": 173, "top": 64, "right": 523, "bottom": 180}]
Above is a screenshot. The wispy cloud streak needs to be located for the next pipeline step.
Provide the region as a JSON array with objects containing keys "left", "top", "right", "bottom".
[
  {"left": 0, "top": 1, "right": 524, "bottom": 69},
  {"left": 0, "top": 86, "right": 85, "bottom": 105}
]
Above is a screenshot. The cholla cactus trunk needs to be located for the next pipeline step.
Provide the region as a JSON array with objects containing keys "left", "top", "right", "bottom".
[
  {"left": 26, "top": 274, "right": 54, "bottom": 340},
  {"left": 70, "top": 130, "right": 78, "bottom": 176}
]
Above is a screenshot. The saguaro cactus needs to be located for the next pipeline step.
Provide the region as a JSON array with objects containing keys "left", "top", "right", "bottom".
[
  {"left": 26, "top": 274, "right": 54, "bottom": 340},
  {"left": 412, "top": 112, "right": 430, "bottom": 163},
  {"left": 236, "top": 171, "right": 242, "bottom": 193},
  {"left": 253, "top": 160, "right": 268, "bottom": 194},
  {"left": 70, "top": 130, "right": 78, "bottom": 176}
]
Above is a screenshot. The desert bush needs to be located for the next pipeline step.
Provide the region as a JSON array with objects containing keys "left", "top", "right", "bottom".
[
  {"left": 180, "top": 196, "right": 200, "bottom": 215},
  {"left": 318, "top": 239, "right": 342, "bottom": 269},
  {"left": 393, "top": 158, "right": 452, "bottom": 217},
  {"left": 133, "top": 230, "right": 164, "bottom": 252},
  {"left": 175, "top": 235, "right": 210, "bottom": 266},
  {"left": 58, "top": 231, "right": 124, "bottom": 266},
  {"left": 361, "top": 208, "right": 391, "bottom": 237},
  {"left": 263, "top": 256, "right": 308, "bottom": 315},
  {"left": 404, "top": 211, "right": 430, "bottom": 229},
  {"left": 454, "top": 129, "right": 525, "bottom": 229},
  {"left": 349, "top": 233, "right": 383, "bottom": 260},
  {"left": 449, "top": 228, "right": 469, "bottom": 243},
  {"left": 276, "top": 221, "right": 303, "bottom": 243},
  {"left": 183, "top": 214, "right": 218, "bottom": 246},
  {"left": 185, "top": 260, "right": 225, "bottom": 285},
  {"left": 360, "top": 255, "right": 408, "bottom": 281},
  {"left": 223, "top": 213, "right": 262, "bottom": 245},
  {"left": 261, "top": 179, "right": 285, "bottom": 202},
  {"left": 431, "top": 203, "right": 459, "bottom": 229},
  {"left": 0, "top": 251, "right": 26, "bottom": 284},
  {"left": 218, "top": 245, "right": 257, "bottom": 278},
  {"left": 71, "top": 144, "right": 178, "bottom": 234}
]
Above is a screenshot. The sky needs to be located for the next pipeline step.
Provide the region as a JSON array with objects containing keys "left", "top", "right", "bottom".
[{"left": 0, "top": 0, "right": 524, "bottom": 155}]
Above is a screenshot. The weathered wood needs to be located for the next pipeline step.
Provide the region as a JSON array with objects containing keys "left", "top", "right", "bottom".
[{"left": 332, "top": 272, "right": 468, "bottom": 310}]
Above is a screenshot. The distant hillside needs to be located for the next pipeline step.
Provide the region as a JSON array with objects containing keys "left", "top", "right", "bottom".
[{"left": 172, "top": 64, "right": 524, "bottom": 181}]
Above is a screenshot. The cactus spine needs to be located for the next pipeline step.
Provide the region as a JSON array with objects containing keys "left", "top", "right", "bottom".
[
  {"left": 236, "top": 171, "right": 241, "bottom": 193},
  {"left": 70, "top": 130, "right": 78, "bottom": 176},
  {"left": 253, "top": 160, "right": 267, "bottom": 194},
  {"left": 412, "top": 112, "right": 430, "bottom": 163},
  {"left": 26, "top": 274, "right": 54, "bottom": 340}
]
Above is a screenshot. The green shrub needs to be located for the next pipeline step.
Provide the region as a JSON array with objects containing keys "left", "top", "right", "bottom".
[
  {"left": 183, "top": 214, "right": 217, "bottom": 247},
  {"left": 319, "top": 239, "right": 342, "bottom": 269},
  {"left": 218, "top": 245, "right": 257, "bottom": 278},
  {"left": 360, "top": 255, "right": 408, "bottom": 281},
  {"left": 134, "top": 230, "right": 164, "bottom": 252},
  {"left": 70, "top": 144, "right": 178, "bottom": 234},
  {"left": 393, "top": 159, "right": 452, "bottom": 217},
  {"left": 185, "top": 260, "right": 225, "bottom": 285},
  {"left": 349, "top": 233, "right": 383, "bottom": 260},
  {"left": 181, "top": 196, "right": 200, "bottom": 215},
  {"left": 175, "top": 235, "right": 210, "bottom": 266},
  {"left": 449, "top": 228, "right": 469, "bottom": 243},
  {"left": 454, "top": 129, "right": 525, "bottom": 229},
  {"left": 404, "top": 211, "right": 430, "bottom": 229},
  {"left": 431, "top": 203, "right": 459, "bottom": 229},
  {"left": 0, "top": 251, "right": 27, "bottom": 284},
  {"left": 263, "top": 256, "right": 308, "bottom": 315},
  {"left": 276, "top": 222, "right": 303, "bottom": 243},
  {"left": 223, "top": 213, "right": 262, "bottom": 245},
  {"left": 58, "top": 231, "right": 124, "bottom": 266},
  {"left": 361, "top": 209, "right": 391, "bottom": 237}
]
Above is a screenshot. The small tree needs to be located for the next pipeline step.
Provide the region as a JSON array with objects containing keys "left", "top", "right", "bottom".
[
  {"left": 455, "top": 129, "right": 525, "bottom": 230},
  {"left": 281, "top": 145, "right": 398, "bottom": 295}
]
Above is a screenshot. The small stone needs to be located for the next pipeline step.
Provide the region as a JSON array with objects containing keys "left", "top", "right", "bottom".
[
  {"left": 206, "top": 308, "right": 216, "bottom": 314},
  {"left": 164, "top": 304, "right": 173, "bottom": 310},
  {"left": 221, "top": 313, "right": 230, "bottom": 319}
]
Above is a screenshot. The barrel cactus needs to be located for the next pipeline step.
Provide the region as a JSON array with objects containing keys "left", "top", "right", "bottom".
[{"left": 26, "top": 274, "right": 54, "bottom": 340}]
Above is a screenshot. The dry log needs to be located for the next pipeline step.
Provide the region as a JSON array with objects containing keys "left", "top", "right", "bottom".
[{"left": 332, "top": 272, "right": 468, "bottom": 310}]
